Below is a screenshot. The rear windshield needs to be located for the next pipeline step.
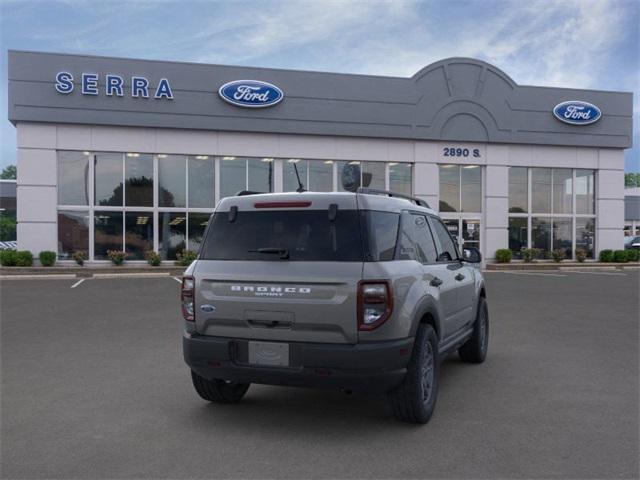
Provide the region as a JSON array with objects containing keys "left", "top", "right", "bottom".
[
  {"left": 200, "top": 209, "right": 401, "bottom": 262},
  {"left": 201, "top": 210, "right": 364, "bottom": 261}
]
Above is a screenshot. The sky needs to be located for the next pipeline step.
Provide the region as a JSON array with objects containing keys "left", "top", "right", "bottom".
[{"left": 0, "top": 0, "right": 638, "bottom": 171}]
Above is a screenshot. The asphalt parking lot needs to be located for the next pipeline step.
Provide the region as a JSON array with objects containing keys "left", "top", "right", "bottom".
[{"left": 1, "top": 270, "right": 639, "bottom": 479}]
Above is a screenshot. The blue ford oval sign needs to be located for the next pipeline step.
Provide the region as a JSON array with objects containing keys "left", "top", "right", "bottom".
[
  {"left": 218, "top": 80, "right": 283, "bottom": 108},
  {"left": 553, "top": 101, "right": 601, "bottom": 125}
]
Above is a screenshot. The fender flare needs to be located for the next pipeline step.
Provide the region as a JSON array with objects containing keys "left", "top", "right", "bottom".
[{"left": 409, "top": 295, "right": 443, "bottom": 340}]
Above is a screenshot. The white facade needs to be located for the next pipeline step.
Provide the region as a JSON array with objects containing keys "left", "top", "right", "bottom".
[{"left": 16, "top": 122, "right": 625, "bottom": 262}]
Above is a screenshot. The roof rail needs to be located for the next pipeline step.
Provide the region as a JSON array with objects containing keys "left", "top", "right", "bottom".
[
  {"left": 356, "top": 187, "right": 430, "bottom": 209},
  {"left": 235, "top": 190, "right": 265, "bottom": 196}
]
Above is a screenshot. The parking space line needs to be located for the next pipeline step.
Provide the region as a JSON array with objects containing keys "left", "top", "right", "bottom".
[
  {"left": 0, "top": 274, "right": 77, "bottom": 280},
  {"left": 493, "top": 271, "right": 567, "bottom": 277},
  {"left": 567, "top": 270, "right": 627, "bottom": 276},
  {"left": 70, "top": 278, "right": 86, "bottom": 288},
  {"left": 172, "top": 276, "right": 182, "bottom": 283}
]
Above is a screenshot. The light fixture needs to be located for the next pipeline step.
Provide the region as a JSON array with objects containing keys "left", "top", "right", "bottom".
[
  {"left": 82, "top": 151, "right": 90, "bottom": 156},
  {"left": 463, "top": 165, "right": 479, "bottom": 169},
  {"left": 136, "top": 216, "right": 149, "bottom": 225},
  {"left": 262, "top": 158, "right": 273, "bottom": 162},
  {"left": 388, "top": 162, "right": 398, "bottom": 166},
  {"left": 349, "top": 161, "right": 360, "bottom": 165},
  {"left": 157, "top": 154, "right": 167, "bottom": 159},
  {"left": 195, "top": 155, "right": 209, "bottom": 160},
  {"left": 288, "top": 159, "right": 300, "bottom": 163},
  {"left": 441, "top": 164, "right": 456, "bottom": 168},
  {"left": 126, "top": 153, "right": 140, "bottom": 157},
  {"left": 222, "top": 156, "right": 236, "bottom": 161},
  {"left": 169, "top": 217, "right": 186, "bottom": 225}
]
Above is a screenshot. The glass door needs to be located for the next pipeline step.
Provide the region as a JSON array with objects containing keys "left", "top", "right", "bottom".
[{"left": 441, "top": 218, "right": 481, "bottom": 255}]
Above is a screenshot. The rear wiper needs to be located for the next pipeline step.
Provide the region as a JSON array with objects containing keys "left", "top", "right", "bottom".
[{"left": 249, "top": 247, "right": 290, "bottom": 260}]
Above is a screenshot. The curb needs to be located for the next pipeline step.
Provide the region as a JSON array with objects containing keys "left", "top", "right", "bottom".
[{"left": 486, "top": 262, "right": 637, "bottom": 271}]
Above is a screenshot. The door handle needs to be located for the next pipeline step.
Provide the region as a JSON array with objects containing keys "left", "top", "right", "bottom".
[
  {"left": 430, "top": 277, "right": 443, "bottom": 287},
  {"left": 455, "top": 273, "right": 465, "bottom": 281}
]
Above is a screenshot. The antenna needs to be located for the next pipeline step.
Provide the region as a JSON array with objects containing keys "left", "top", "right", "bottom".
[{"left": 293, "top": 163, "right": 306, "bottom": 192}]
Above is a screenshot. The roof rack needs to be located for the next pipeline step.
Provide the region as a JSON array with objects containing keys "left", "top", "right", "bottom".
[
  {"left": 236, "top": 190, "right": 265, "bottom": 196},
  {"left": 356, "top": 187, "right": 430, "bottom": 209}
]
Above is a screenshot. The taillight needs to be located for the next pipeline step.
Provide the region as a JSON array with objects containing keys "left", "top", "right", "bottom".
[
  {"left": 358, "top": 280, "right": 393, "bottom": 331},
  {"left": 181, "top": 276, "right": 195, "bottom": 322}
]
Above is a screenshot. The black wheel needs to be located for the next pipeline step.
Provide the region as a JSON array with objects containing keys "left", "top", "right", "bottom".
[
  {"left": 458, "top": 296, "right": 489, "bottom": 364},
  {"left": 191, "top": 371, "right": 250, "bottom": 404},
  {"left": 387, "top": 324, "right": 439, "bottom": 424}
]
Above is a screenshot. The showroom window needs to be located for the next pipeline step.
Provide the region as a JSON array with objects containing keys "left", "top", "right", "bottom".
[
  {"left": 56, "top": 152, "right": 413, "bottom": 261},
  {"left": 438, "top": 164, "right": 482, "bottom": 213},
  {"left": 508, "top": 168, "right": 596, "bottom": 259}
]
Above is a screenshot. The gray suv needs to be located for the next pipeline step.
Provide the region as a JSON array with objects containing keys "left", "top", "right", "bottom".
[{"left": 182, "top": 189, "right": 488, "bottom": 424}]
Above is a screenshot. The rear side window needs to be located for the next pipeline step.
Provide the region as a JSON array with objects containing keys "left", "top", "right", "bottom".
[
  {"left": 429, "top": 217, "right": 459, "bottom": 262},
  {"left": 201, "top": 210, "right": 363, "bottom": 261},
  {"left": 361, "top": 211, "right": 400, "bottom": 261},
  {"left": 398, "top": 212, "right": 438, "bottom": 263}
]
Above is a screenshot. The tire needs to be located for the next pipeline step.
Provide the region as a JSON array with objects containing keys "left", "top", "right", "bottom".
[
  {"left": 458, "top": 296, "right": 489, "bottom": 364},
  {"left": 191, "top": 371, "right": 250, "bottom": 404},
  {"left": 387, "top": 324, "right": 439, "bottom": 424}
]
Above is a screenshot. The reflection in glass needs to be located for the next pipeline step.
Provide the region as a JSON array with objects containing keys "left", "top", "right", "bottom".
[
  {"left": 336, "top": 161, "right": 352, "bottom": 192},
  {"left": 283, "top": 160, "right": 308, "bottom": 192},
  {"left": 220, "top": 157, "right": 246, "bottom": 199},
  {"left": 552, "top": 169, "right": 572, "bottom": 214},
  {"left": 508, "top": 217, "right": 527, "bottom": 258},
  {"left": 531, "top": 168, "right": 551, "bottom": 213},
  {"left": 508, "top": 167, "right": 528, "bottom": 213},
  {"left": 125, "top": 212, "right": 153, "bottom": 260},
  {"left": 159, "top": 212, "right": 186, "bottom": 260},
  {"left": 248, "top": 158, "right": 273, "bottom": 193},
  {"left": 442, "top": 219, "right": 460, "bottom": 245},
  {"left": 158, "top": 155, "right": 186, "bottom": 207},
  {"left": 309, "top": 160, "right": 333, "bottom": 192},
  {"left": 576, "top": 170, "right": 595, "bottom": 214},
  {"left": 94, "top": 211, "right": 123, "bottom": 259},
  {"left": 58, "top": 210, "right": 89, "bottom": 258},
  {"left": 188, "top": 212, "right": 211, "bottom": 252},
  {"left": 58, "top": 151, "right": 89, "bottom": 205},
  {"left": 461, "top": 165, "right": 482, "bottom": 212},
  {"left": 576, "top": 218, "right": 595, "bottom": 258},
  {"left": 125, "top": 154, "right": 153, "bottom": 207},
  {"left": 462, "top": 219, "right": 480, "bottom": 250},
  {"left": 95, "top": 153, "right": 123, "bottom": 206},
  {"left": 188, "top": 156, "right": 215, "bottom": 208},
  {"left": 552, "top": 217, "right": 572, "bottom": 258},
  {"left": 531, "top": 217, "right": 551, "bottom": 256},
  {"left": 389, "top": 163, "right": 412, "bottom": 195},
  {"left": 439, "top": 165, "right": 459, "bottom": 212},
  {"left": 362, "top": 162, "right": 385, "bottom": 190}
]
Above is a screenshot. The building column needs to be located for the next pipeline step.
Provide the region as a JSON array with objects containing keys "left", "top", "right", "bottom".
[
  {"left": 414, "top": 142, "right": 438, "bottom": 209},
  {"left": 484, "top": 164, "right": 509, "bottom": 261},
  {"left": 596, "top": 149, "right": 625, "bottom": 253},
  {"left": 16, "top": 123, "right": 58, "bottom": 260}
]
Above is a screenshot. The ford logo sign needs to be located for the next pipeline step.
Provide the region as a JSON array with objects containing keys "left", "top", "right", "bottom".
[
  {"left": 553, "top": 101, "right": 601, "bottom": 125},
  {"left": 218, "top": 80, "right": 283, "bottom": 108}
]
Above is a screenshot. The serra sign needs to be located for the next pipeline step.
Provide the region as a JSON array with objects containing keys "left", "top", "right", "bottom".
[{"left": 55, "top": 72, "right": 174, "bottom": 99}]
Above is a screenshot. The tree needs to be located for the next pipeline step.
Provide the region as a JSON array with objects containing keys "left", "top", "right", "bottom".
[
  {"left": 0, "top": 165, "right": 16, "bottom": 180},
  {"left": 625, "top": 172, "right": 640, "bottom": 188}
]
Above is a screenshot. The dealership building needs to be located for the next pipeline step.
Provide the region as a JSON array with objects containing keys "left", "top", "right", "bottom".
[{"left": 7, "top": 50, "right": 633, "bottom": 262}]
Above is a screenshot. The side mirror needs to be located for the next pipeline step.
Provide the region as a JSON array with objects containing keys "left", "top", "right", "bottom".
[{"left": 463, "top": 247, "right": 482, "bottom": 263}]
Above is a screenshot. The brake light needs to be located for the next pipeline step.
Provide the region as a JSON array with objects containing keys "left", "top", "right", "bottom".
[
  {"left": 181, "top": 276, "right": 195, "bottom": 322},
  {"left": 357, "top": 280, "right": 393, "bottom": 331}
]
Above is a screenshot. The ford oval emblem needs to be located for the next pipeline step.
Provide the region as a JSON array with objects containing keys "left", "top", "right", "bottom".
[
  {"left": 553, "top": 101, "right": 601, "bottom": 125},
  {"left": 218, "top": 79, "right": 284, "bottom": 108},
  {"left": 200, "top": 304, "right": 216, "bottom": 313}
]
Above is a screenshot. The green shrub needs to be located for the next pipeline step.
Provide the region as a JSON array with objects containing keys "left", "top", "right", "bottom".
[
  {"left": 15, "top": 250, "right": 33, "bottom": 267},
  {"left": 495, "top": 249, "right": 512, "bottom": 263},
  {"left": 107, "top": 250, "right": 127, "bottom": 266},
  {"left": 176, "top": 249, "right": 197, "bottom": 267},
  {"left": 613, "top": 250, "right": 628, "bottom": 263},
  {"left": 72, "top": 250, "right": 87, "bottom": 266},
  {"left": 626, "top": 249, "right": 639, "bottom": 262},
  {"left": 521, "top": 248, "right": 542, "bottom": 263},
  {"left": 599, "top": 249, "right": 614, "bottom": 262},
  {"left": 39, "top": 250, "right": 57, "bottom": 267},
  {"left": 551, "top": 249, "right": 565, "bottom": 263},
  {"left": 0, "top": 249, "right": 17, "bottom": 266},
  {"left": 145, "top": 250, "right": 161, "bottom": 266},
  {"left": 575, "top": 249, "right": 587, "bottom": 263}
]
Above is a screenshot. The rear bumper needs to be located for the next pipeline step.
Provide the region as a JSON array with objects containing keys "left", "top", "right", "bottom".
[{"left": 183, "top": 333, "right": 413, "bottom": 393}]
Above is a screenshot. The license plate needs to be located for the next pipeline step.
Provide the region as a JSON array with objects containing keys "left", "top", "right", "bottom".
[{"left": 248, "top": 341, "right": 289, "bottom": 367}]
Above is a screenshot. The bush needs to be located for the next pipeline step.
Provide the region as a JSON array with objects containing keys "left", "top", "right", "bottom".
[
  {"left": 575, "top": 249, "right": 587, "bottom": 263},
  {"left": 599, "top": 249, "right": 614, "bottom": 262},
  {"left": 39, "top": 250, "right": 56, "bottom": 267},
  {"left": 626, "top": 249, "right": 639, "bottom": 262},
  {"left": 176, "top": 249, "right": 197, "bottom": 267},
  {"left": 613, "top": 250, "right": 628, "bottom": 263},
  {"left": 15, "top": 250, "right": 33, "bottom": 267},
  {"left": 145, "top": 250, "right": 161, "bottom": 266},
  {"left": 72, "top": 250, "right": 87, "bottom": 266},
  {"left": 551, "top": 249, "right": 565, "bottom": 263},
  {"left": 521, "top": 248, "right": 541, "bottom": 263},
  {"left": 107, "top": 250, "right": 127, "bottom": 266},
  {"left": 495, "top": 249, "right": 512, "bottom": 263},
  {"left": 0, "top": 249, "right": 17, "bottom": 266}
]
